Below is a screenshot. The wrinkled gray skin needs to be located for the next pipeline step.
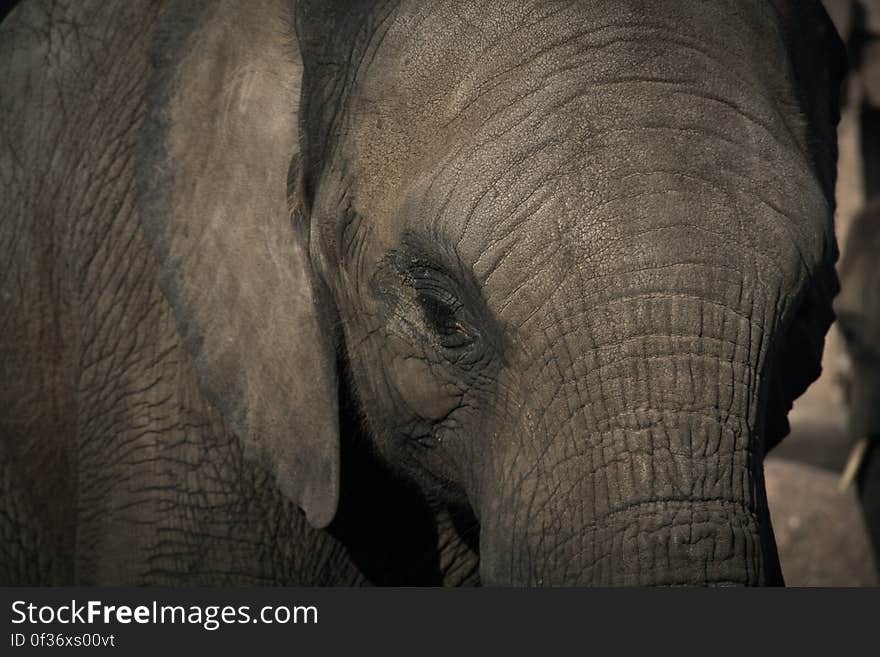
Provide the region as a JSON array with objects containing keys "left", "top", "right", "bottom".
[
  {"left": 836, "top": 202, "right": 880, "bottom": 563},
  {"left": 0, "top": 0, "right": 844, "bottom": 585}
]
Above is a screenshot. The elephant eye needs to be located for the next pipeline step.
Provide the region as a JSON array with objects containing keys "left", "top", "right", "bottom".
[
  {"left": 408, "top": 266, "right": 476, "bottom": 351},
  {"left": 379, "top": 243, "right": 492, "bottom": 360},
  {"left": 415, "top": 276, "right": 473, "bottom": 349},
  {"left": 417, "top": 288, "right": 472, "bottom": 347}
]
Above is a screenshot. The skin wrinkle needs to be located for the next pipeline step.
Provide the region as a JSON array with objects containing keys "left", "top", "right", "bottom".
[
  {"left": 529, "top": 387, "right": 751, "bottom": 492},
  {"left": 467, "top": 156, "right": 816, "bottom": 278},
  {"left": 497, "top": 256, "right": 764, "bottom": 329},
  {"left": 428, "top": 28, "right": 812, "bottom": 201},
  {"left": 473, "top": 159, "right": 777, "bottom": 287},
  {"left": 440, "top": 116, "right": 820, "bottom": 292},
  {"left": 438, "top": 18, "right": 790, "bottom": 130},
  {"left": 532, "top": 293, "right": 760, "bottom": 346},
  {"left": 520, "top": 298, "right": 768, "bottom": 410},
  {"left": 500, "top": 268, "right": 768, "bottom": 365}
]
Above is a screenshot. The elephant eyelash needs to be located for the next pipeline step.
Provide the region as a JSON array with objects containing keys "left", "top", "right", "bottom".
[
  {"left": 395, "top": 269, "right": 478, "bottom": 352},
  {"left": 415, "top": 285, "right": 476, "bottom": 350},
  {"left": 377, "top": 247, "right": 497, "bottom": 363}
]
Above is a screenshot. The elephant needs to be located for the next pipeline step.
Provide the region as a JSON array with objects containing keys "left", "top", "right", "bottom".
[
  {"left": 822, "top": 0, "right": 880, "bottom": 196},
  {"left": 0, "top": 0, "right": 845, "bottom": 586},
  {"left": 836, "top": 201, "right": 880, "bottom": 565}
]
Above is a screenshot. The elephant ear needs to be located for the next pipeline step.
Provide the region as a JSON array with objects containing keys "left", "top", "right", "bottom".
[
  {"left": 771, "top": 0, "right": 847, "bottom": 199},
  {"left": 293, "top": 0, "right": 385, "bottom": 186},
  {"left": 138, "top": 0, "right": 339, "bottom": 528},
  {"left": 764, "top": 0, "right": 847, "bottom": 451}
]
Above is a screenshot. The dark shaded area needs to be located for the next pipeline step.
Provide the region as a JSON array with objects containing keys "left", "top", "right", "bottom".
[
  {"left": 860, "top": 105, "right": 880, "bottom": 197},
  {"left": 851, "top": 1, "right": 880, "bottom": 195},
  {"left": 327, "top": 354, "right": 479, "bottom": 586},
  {"left": 0, "top": 0, "right": 19, "bottom": 23}
]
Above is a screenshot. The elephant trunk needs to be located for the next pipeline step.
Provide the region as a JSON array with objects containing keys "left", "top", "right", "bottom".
[
  {"left": 476, "top": 255, "right": 784, "bottom": 586},
  {"left": 445, "top": 12, "right": 830, "bottom": 582}
]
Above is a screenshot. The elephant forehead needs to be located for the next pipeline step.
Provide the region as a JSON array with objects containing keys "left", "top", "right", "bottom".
[
  {"left": 344, "top": 0, "right": 794, "bottom": 163},
  {"left": 343, "top": 94, "right": 824, "bottom": 306},
  {"left": 339, "top": 0, "right": 821, "bottom": 239}
]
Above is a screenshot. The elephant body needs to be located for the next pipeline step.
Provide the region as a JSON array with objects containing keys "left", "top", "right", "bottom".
[
  {"left": 0, "top": 0, "right": 844, "bottom": 585},
  {"left": 823, "top": 0, "right": 880, "bottom": 197},
  {"left": 820, "top": 0, "right": 880, "bottom": 572},
  {"left": 836, "top": 201, "right": 880, "bottom": 565}
]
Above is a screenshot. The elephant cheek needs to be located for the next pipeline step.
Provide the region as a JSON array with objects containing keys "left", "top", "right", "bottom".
[{"left": 388, "top": 356, "right": 461, "bottom": 421}]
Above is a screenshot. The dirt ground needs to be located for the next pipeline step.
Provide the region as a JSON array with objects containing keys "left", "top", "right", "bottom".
[
  {"left": 767, "top": 460, "right": 877, "bottom": 585},
  {"left": 765, "top": 70, "right": 879, "bottom": 585}
]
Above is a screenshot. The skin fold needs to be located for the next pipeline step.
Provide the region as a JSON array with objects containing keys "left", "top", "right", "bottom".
[{"left": 0, "top": 0, "right": 844, "bottom": 585}]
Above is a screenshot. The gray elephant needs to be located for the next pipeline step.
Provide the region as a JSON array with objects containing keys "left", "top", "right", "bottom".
[
  {"left": 823, "top": 0, "right": 880, "bottom": 195},
  {"left": 836, "top": 201, "right": 880, "bottom": 563},
  {"left": 0, "top": 0, "right": 845, "bottom": 586}
]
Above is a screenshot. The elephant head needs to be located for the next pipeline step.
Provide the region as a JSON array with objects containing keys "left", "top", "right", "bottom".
[{"left": 139, "top": 0, "right": 845, "bottom": 585}]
